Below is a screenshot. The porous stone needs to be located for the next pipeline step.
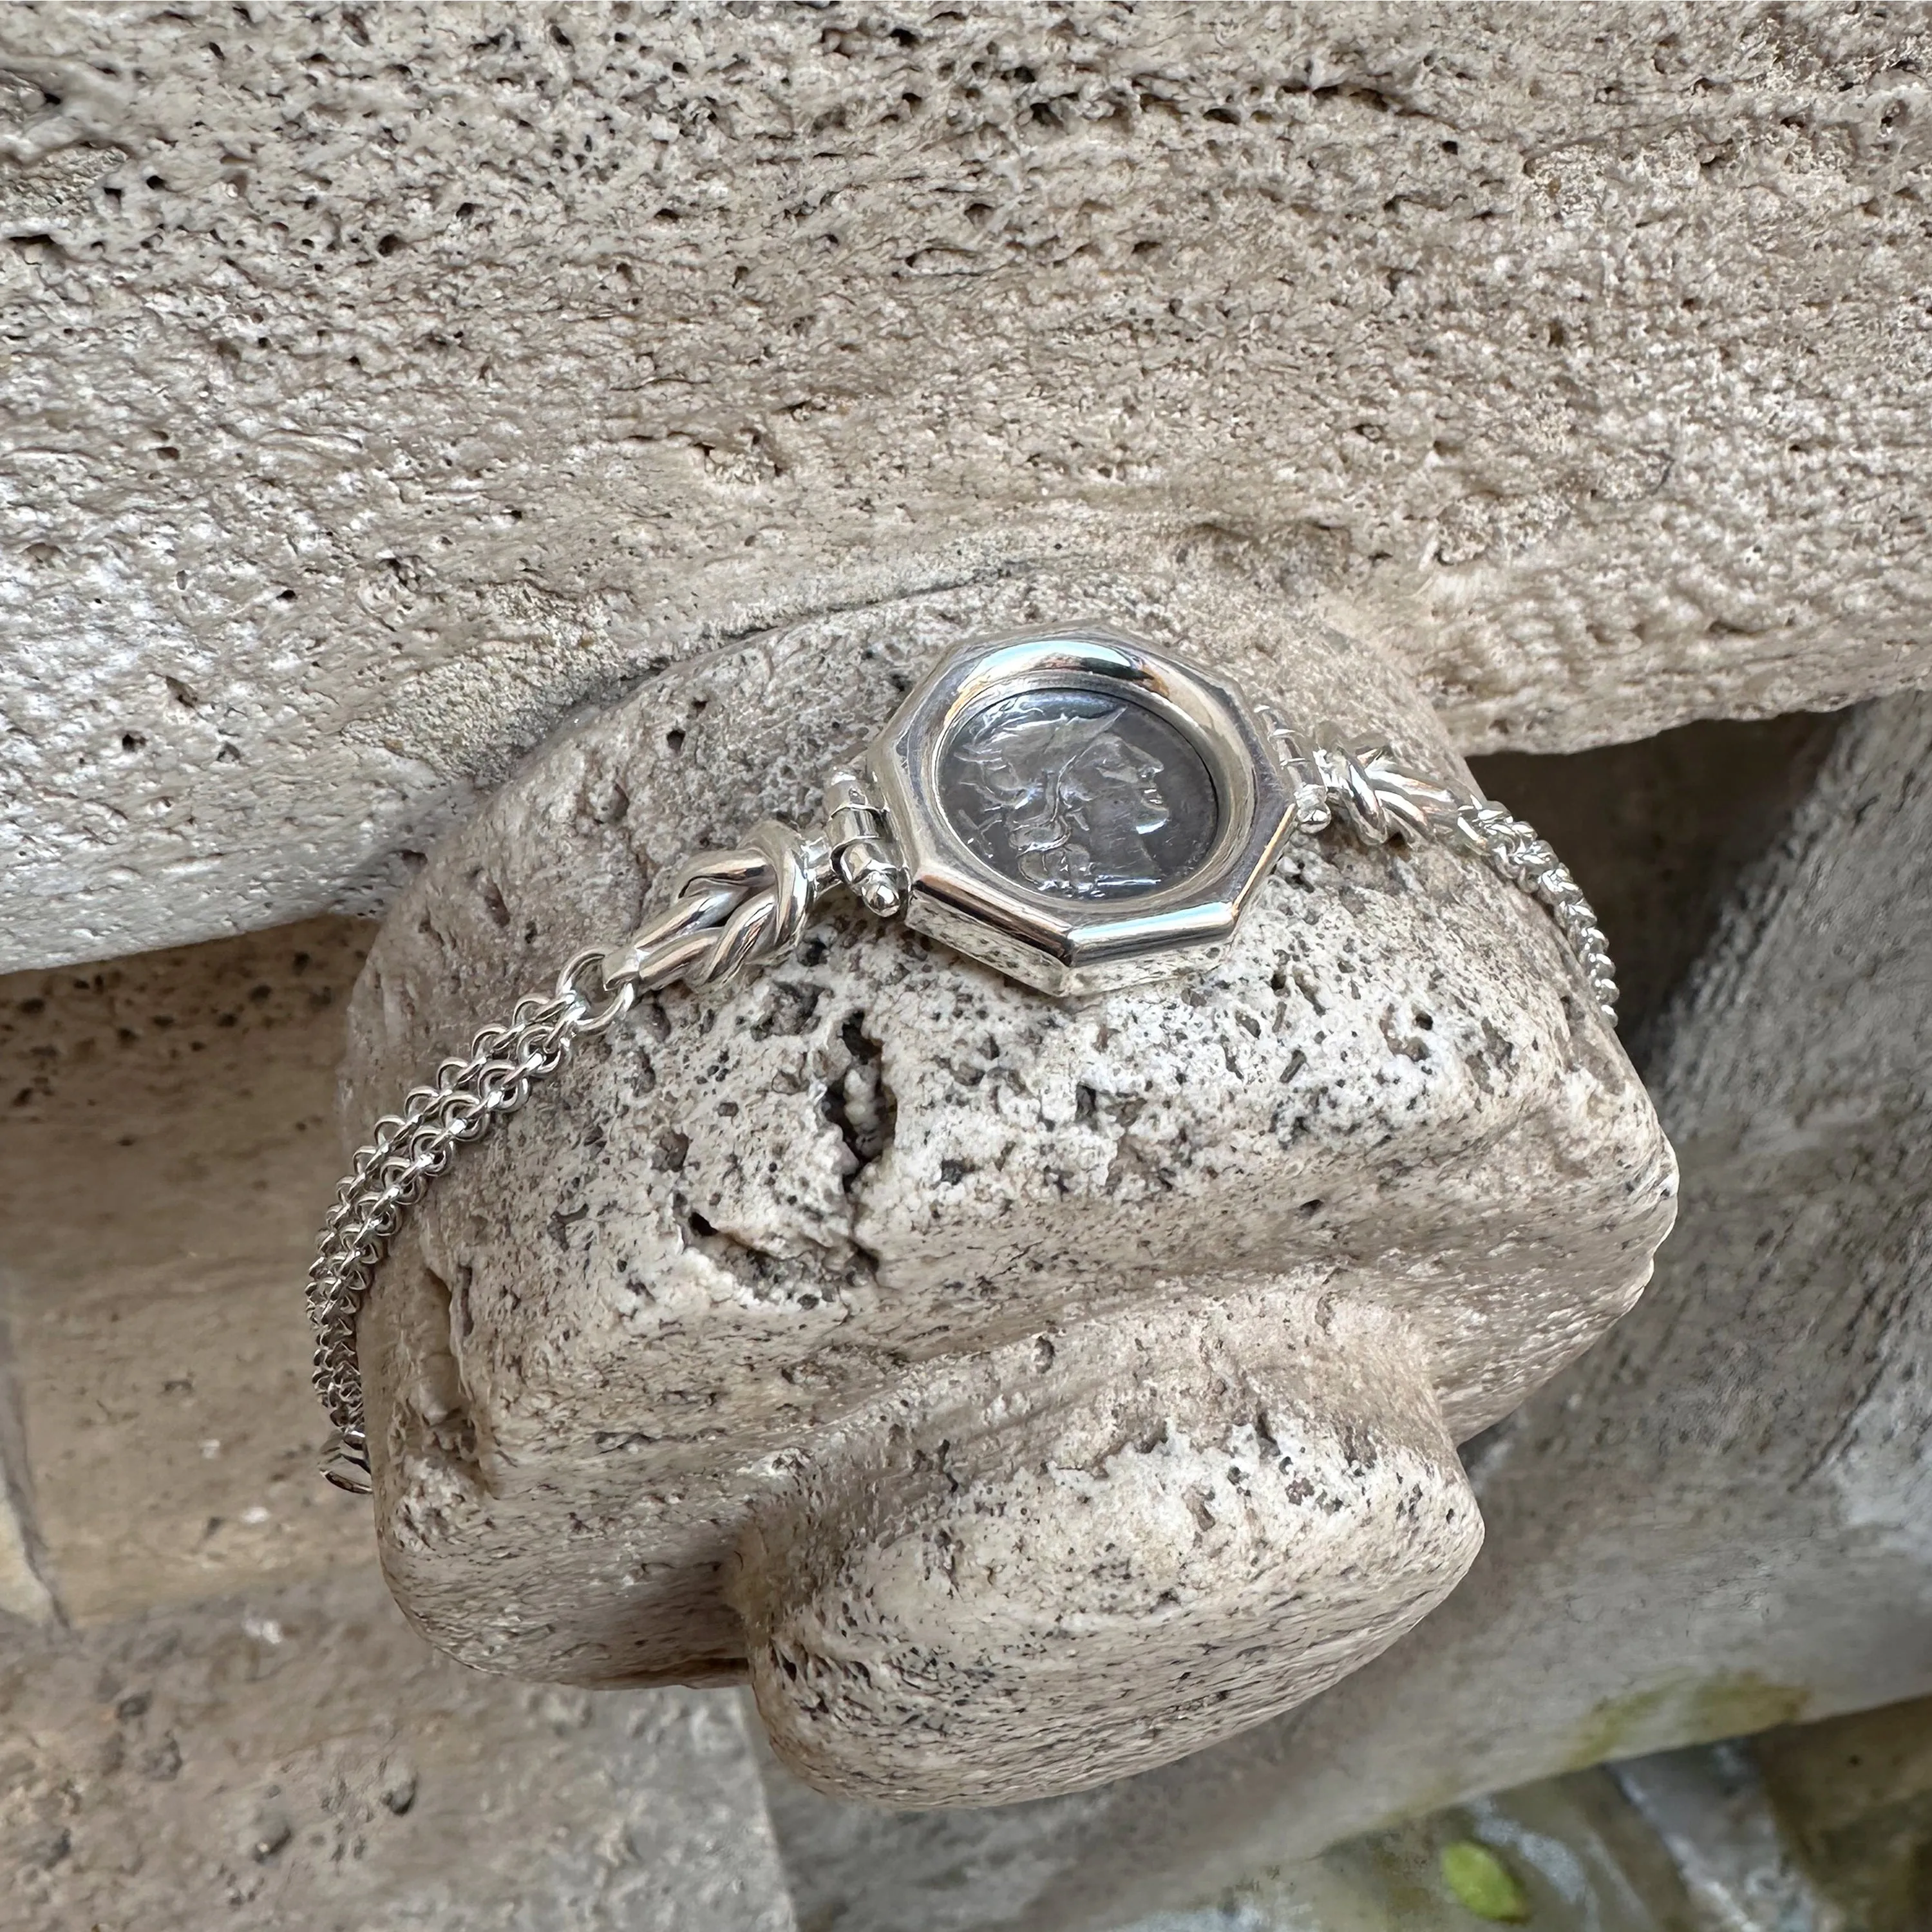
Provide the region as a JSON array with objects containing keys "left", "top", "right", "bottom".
[
  {"left": 343, "top": 558, "right": 1674, "bottom": 1806},
  {"left": 0, "top": 705, "right": 1815, "bottom": 1638},
  {"left": 0, "top": 918, "right": 375, "bottom": 1622},
  {"left": 0, "top": 1567, "right": 796, "bottom": 1932},
  {"left": 772, "top": 690, "right": 1932, "bottom": 1923},
  {"left": 4, "top": 3, "right": 1930, "bottom": 971}
]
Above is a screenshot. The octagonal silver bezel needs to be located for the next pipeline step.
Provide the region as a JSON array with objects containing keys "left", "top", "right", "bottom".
[{"left": 865, "top": 625, "right": 1293, "bottom": 996}]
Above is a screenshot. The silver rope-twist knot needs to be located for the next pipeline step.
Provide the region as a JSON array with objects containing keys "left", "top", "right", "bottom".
[
  {"left": 593, "top": 820, "right": 833, "bottom": 996},
  {"left": 1267, "top": 726, "right": 1475, "bottom": 846},
  {"left": 305, "top": 817, "right": 839, "bottom": 1492},
  {"left": 1258, "top": 711, "right": 1618, "bottom": 1025}
]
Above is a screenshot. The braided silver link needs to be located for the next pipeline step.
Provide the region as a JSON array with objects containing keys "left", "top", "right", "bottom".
[
  {"left": 1258, "top": 714, "right": 1618, "bottom": 1023},
  {"left": 306, "top": 820, "right": 837, "bottom": 1492}
]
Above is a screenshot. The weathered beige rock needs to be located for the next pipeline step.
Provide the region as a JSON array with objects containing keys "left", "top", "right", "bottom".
[
  {"left": 0, "top": 933, "right": 791, "bottom": 1931},
  {"left": 0, "top": 918, "right": 375, "bottom": 1622},
  {"left": 0, "top": 702, "right": 1817, "bottom": 1643},
  {"left": 4, "top": 3, "right": 1929, "bottom": 972},
  {"left": 738, "top": 1291, "right": 1479, "bottom": 1804},
  {"left": 344, "top": 559, "right": 1674, "bottom": 1804},
  {"left": 0, "top": 1566, "right": 796, "bottom": 1932},
  {"left": 2, "top": 676, "right": 1900, "bottom": 1924},
  {"left": 766, "top": 690, "right": 1932, "bottom": 1924}
]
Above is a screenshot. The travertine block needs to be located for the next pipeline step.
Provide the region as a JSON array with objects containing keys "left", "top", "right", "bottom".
[
  {"left": 4, "top": 4, "right": 1928, "bottom": 971},
  {"left": 0, "top": 920, "right": 374, "bottom": 1621},
  {"left": 0, "top": 934, "right": 799, "bottom": 1930},
  {"left": 0, "top": 1567, "right": 795, "bottom": 1932},
  {"left": 345, "top": 560, "right": 1674, "bottom": 1804}
]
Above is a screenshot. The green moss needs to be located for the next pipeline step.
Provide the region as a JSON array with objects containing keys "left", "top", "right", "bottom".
[
  {"left": 1567, "top": 1672, "right": 1809, "bottom": 1771},
  {"left": 1567, "top": 1684, "right": 1675, "bottom": 1771},
  {"left": 1441, "top": 1839, "right": 1531, "bottom": 1923},
  {"left": 1689, "top": 1673, "right": 1808, "bottom": 1740}
]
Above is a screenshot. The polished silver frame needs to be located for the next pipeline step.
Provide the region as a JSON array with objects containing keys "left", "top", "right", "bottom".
[{"left": 866, "top": 625, "right": 1294, "bottom": 995}]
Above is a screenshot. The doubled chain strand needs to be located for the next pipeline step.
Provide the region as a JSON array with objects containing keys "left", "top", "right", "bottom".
[
  {"left": 1260, "top": 717, "right": 1618, "bottom": 1020},
  {"left": 308, "top": 726, "right": 1615, "bottom": 1493},
  {"left": 306, "top": 822, "right": 834, "bottom": 1490}
]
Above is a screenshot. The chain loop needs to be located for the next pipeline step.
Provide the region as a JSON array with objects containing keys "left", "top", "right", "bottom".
[
  {"left": 305, "top": 820, "right": 831, "bottom": 1492},
  {"left": 553, "top": 949, "right": 635, "bottom": 1034}
]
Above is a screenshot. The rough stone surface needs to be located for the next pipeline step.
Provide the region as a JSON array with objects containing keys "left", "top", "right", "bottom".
[
  {"left": 737, "top": 1291, "right": 1481, "bottom": 1806},
  {"left": 0, "top": 693, "right": 1864, "bottom": 1923},
  {"left": 0, "top": 930, "right": 798, "bottom": 1932},
  {"left": 761, "top": 689, "right": 1932, "bottom": 1923},
  {"left": 0, "top": 917, "right": 374, "bottom": 1621},
  {"left": 0, "top": 1567, "right": 795, "bottom": 1932},
  {"left": 343, "top": 560, "right": 1672, "bottom": 1805},
  {"left": 5, "top": 2, "right": 1930, "bottom": 972}
]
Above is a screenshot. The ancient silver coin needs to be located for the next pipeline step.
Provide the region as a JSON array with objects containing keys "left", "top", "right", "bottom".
[{"left": 936, "top": 687, "right": 1221, "bottom": 900}]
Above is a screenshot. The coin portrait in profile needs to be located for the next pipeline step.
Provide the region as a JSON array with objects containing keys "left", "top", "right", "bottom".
[{"left": 936, "top": 688, "right": 1220, "bottom": 900}]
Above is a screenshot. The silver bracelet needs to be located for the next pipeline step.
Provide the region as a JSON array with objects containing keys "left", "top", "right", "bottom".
[{"left": 309, "top": 627, "right": 1615, "bottom": 1493}]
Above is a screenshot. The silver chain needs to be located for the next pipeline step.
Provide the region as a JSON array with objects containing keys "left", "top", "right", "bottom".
[
  {"left": 308, "top": 735, "right": 1614, "bottom": 1493},
  {"left": 1258, "top": 715, "right": 1619, "bottom": 1021},
  {"left": 305, "top": 813, "right": 868, "bottom": 1490}
]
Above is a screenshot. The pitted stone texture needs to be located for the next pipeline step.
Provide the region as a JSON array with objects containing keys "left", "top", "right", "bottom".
[
  {"left": 343, "top": 562, "right": 1674, "bottom": 1804},
  {"left": 778, "top": 690, "right": 1932, "bottom": 1923},
  {"left": 3, "top": 2, "right": 1929, "bottom": 971},
  {"left": 0, "top": 1568, "right": 795, "bottom": 1932},
  {"left": 0, "top": 917, "right": 374, "bottom": 1623},
  {"left": 736, "top": 1290, "right": 1481, "bottom": 1804}
]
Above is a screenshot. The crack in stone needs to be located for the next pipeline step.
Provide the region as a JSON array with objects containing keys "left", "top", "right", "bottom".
[{"left": 821, "top": 1012, "right": 895, "bottom": 1186}]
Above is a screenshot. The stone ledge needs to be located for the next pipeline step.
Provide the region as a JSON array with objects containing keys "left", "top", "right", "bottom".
[
  {"left": 0, "top": 917, "right": 375, "bottom": 1622},
  {"left": 3, "top": 3, "right": 1927, "bottom": 970}
]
